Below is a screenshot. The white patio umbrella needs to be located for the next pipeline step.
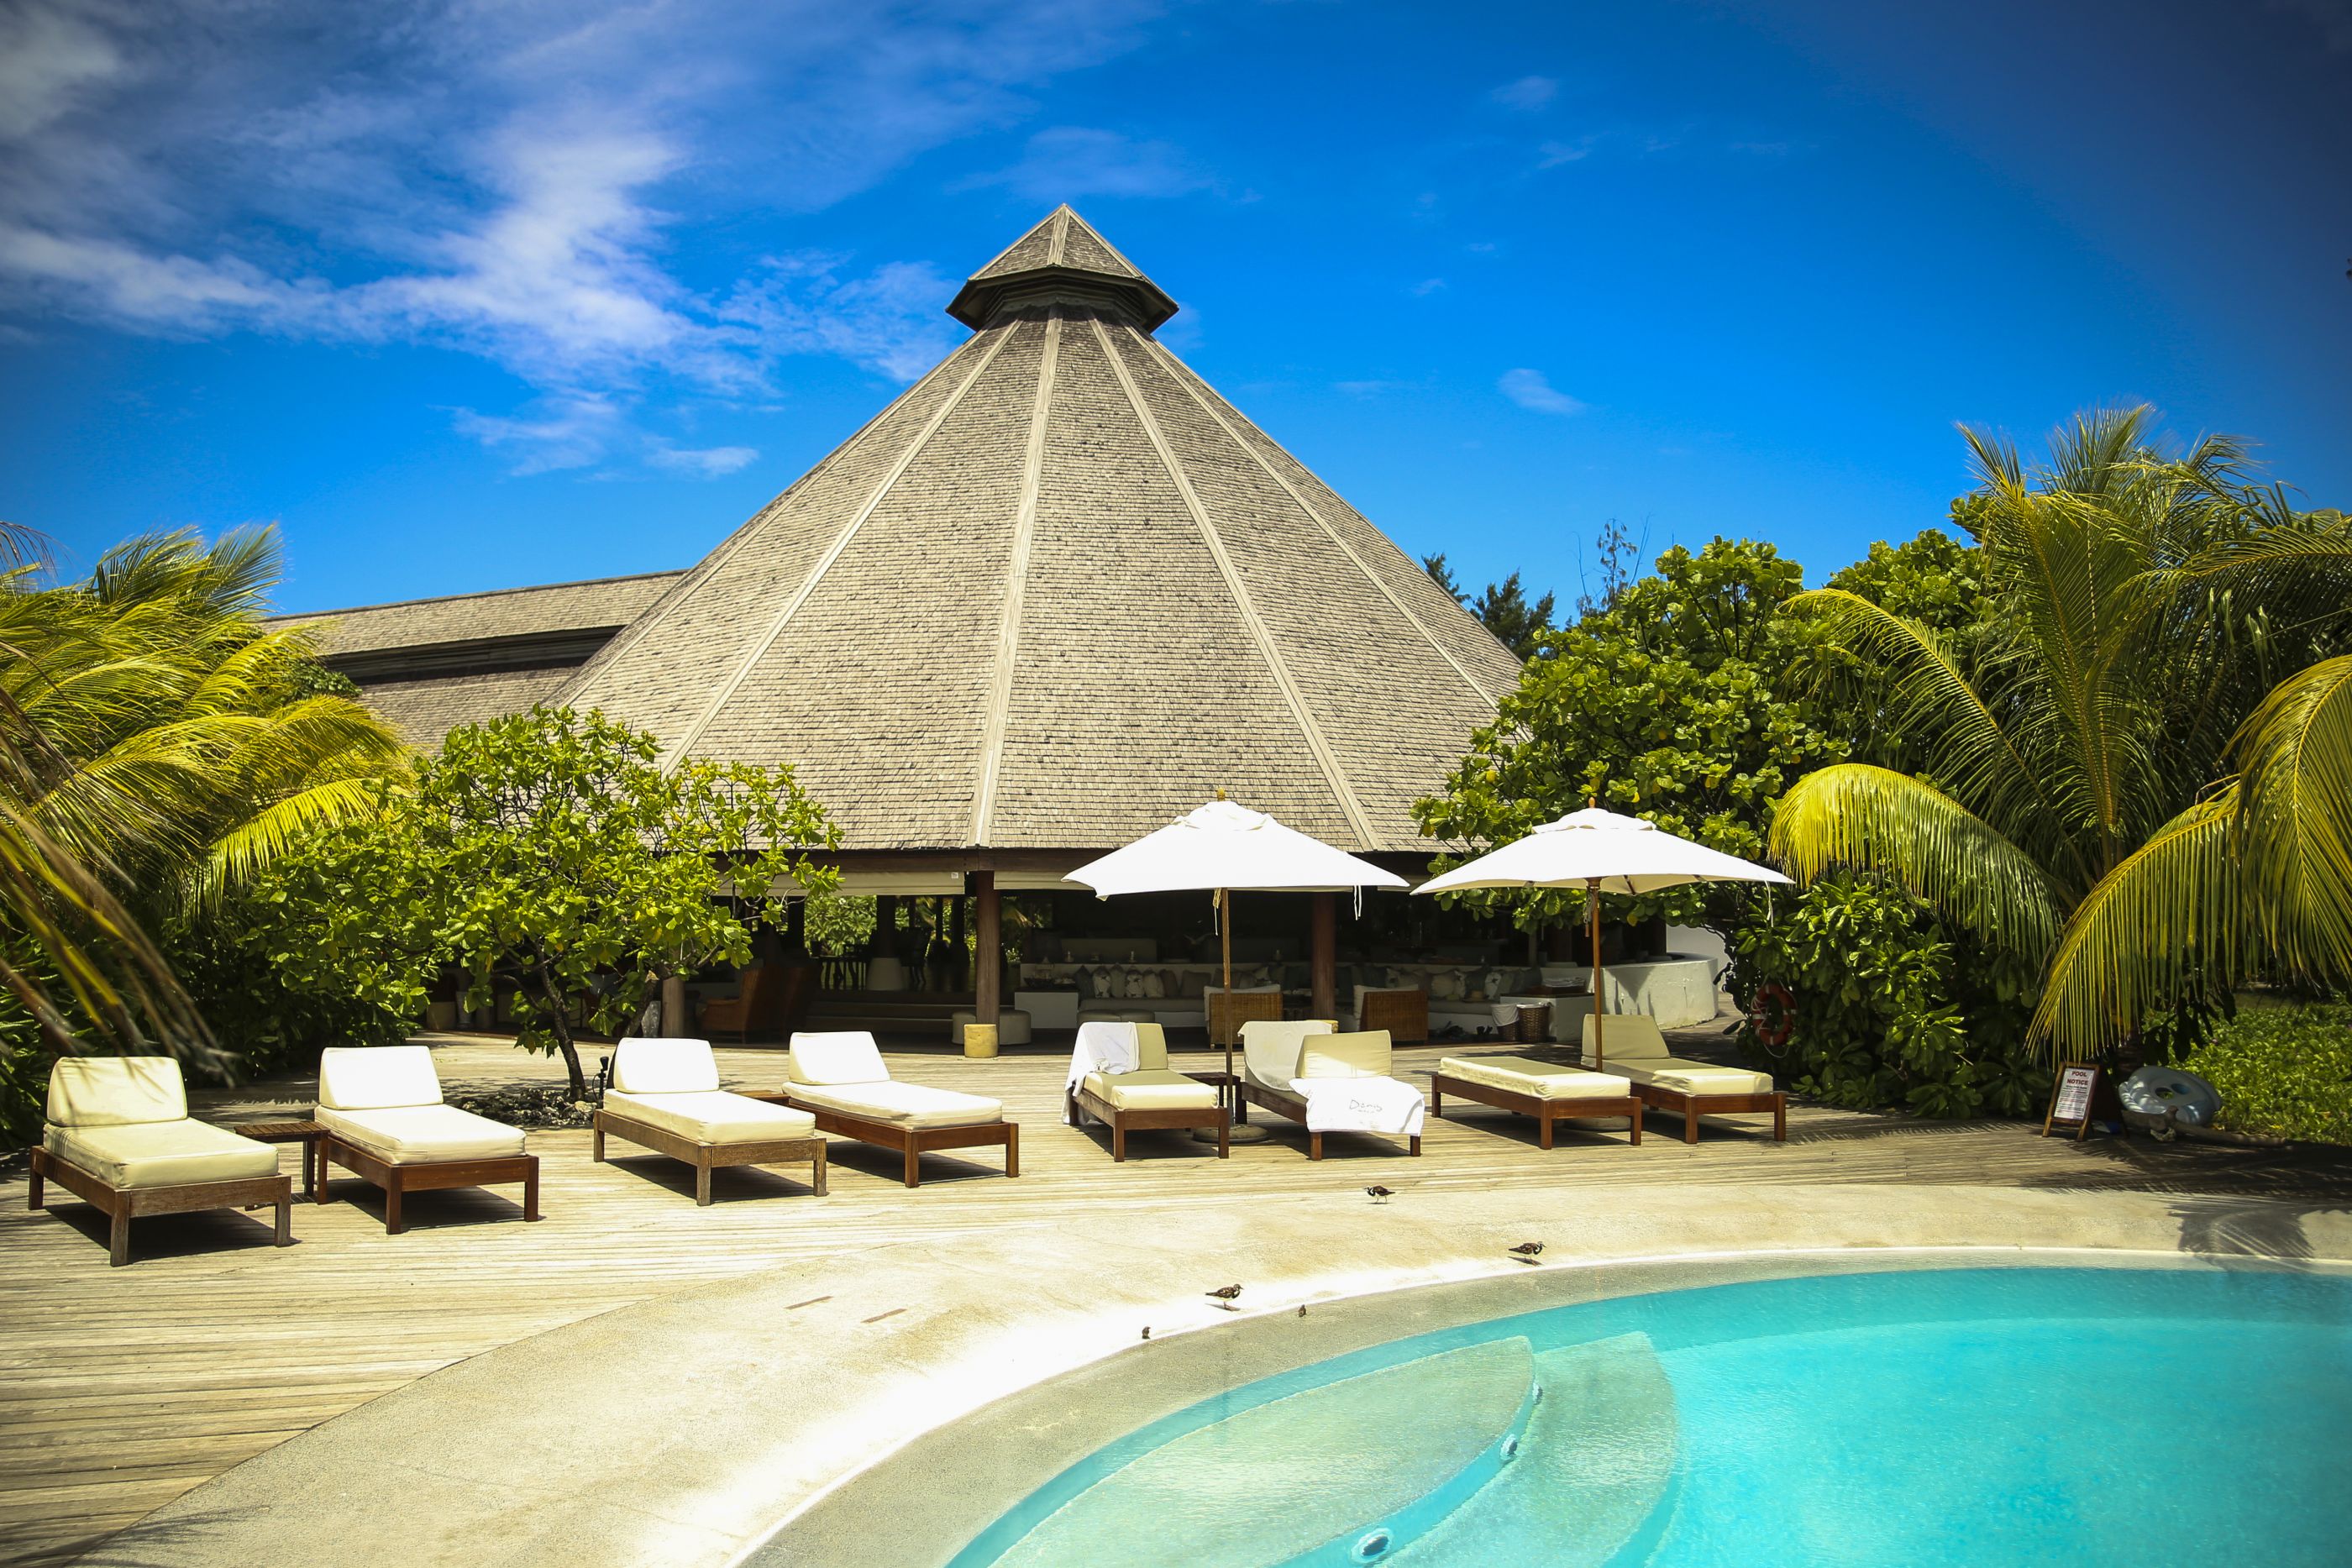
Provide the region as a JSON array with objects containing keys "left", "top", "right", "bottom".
[
  {"left": 1067, "top": 797, "right": 1407, "bottom": 1081},
  {"left": 1414, "top": 807, "right": 1789, "bottom": 1071}
]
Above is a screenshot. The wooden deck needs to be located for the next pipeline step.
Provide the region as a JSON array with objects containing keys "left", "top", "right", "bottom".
[{"left": 4, "top": 1033, "right": 2348, "bottom": 1566}]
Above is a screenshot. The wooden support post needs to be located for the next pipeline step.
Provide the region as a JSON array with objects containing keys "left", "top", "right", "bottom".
[
  {"left": 1310, "top": 892, "right": 1336, "bottom": 1021},
  {"left": 973, "top": 870, "right": 1001, "bottom": 1030},
  {"left": 874, "top": 896, "right": 897, "bottom": 956},
  {"left": 785, "top": 896, "right": 806, "bottom": 955}
]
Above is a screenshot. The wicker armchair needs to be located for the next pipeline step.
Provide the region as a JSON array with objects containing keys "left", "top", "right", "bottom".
[{"left": 1357, "top": 988, "right": 1429, "bottom": 1045}]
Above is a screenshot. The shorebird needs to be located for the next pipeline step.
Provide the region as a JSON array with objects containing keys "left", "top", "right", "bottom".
[
  {"left": 1206, "top": 1284, "right": 1243, "bottom": 1301},
  {"left": 1297, "top": 1304, "right": 1307, "bottom": 1318},
  {"left": 1141, "top": 1326, "right": 1151, "bottom": 1340},
  {"left": 1508, "top": 1241, "right": 1546, "bottom": 1263},
  {"left": 1364, "top": 1185, "right": 1395, "bottom": 1204}
]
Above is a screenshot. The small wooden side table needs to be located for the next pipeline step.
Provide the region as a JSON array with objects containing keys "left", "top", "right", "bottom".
[{"left": 234, "top": 1120, "right": 326, "bottom": 1203}]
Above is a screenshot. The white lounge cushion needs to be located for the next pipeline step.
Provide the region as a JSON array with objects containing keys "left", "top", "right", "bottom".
[
  {"left": 319, "top": 1104, "right": 525, "bottom": 1163},
  {"left": 1440, "top": 1056, "right": 1635, "bottom": 1101},
  {"left": 46, "top": 1057, "right": 187, "bottom": 1127},
  {"left": 1580, "top": 1013, "right": 1671, "bottom": 1061},
  {"left": 1080, "top": 1069, "right": 1217, "bottom": 1112},
  {"left": 604, "top": 1089, "right": 815, "bottom": 1144},
  {"left": 1133, "top": 1022, "right": 1171, "bottom": 1072},
  {"left": 788, "top": 1031, "right": 890, "bottom": 1086},
  {"left": 318, "top": 1046, "right": 444, "bottom": 1110},
  {"left": 788, "top": 1080, "right": 1003, "bottom": 1130},
  {"left": 1300, "top": 1030, "right": 1394, "bottom": 1080},
  {"left": 1621, "top": 1061, "right": 1777, "bottom": 1096},
  {"left": 612, "top": 1038, "right": 720, "bottom": 1094},
  {"left": 45, "top": 1120, "right": 277, "bottom": 1189},
  {"left": 1240, "top": 1019, "right": 1335, "bottom": 1091}
]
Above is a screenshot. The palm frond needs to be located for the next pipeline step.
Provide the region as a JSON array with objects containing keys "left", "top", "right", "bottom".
[
  {"left": 2232, "top": 655, "right": 2352, "bottom": 985},
  {"left": 1771, "top": 763, "right": 2065, "bottom": 958}
]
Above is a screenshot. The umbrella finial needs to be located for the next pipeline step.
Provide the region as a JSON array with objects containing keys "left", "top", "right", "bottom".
[{"left": 1215, "top": 786, "right": 1226, "bottom": 800}]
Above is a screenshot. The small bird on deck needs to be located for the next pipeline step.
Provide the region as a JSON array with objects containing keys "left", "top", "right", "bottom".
[
  {"left": 1297, "top": 1304, "right": 1307, "bottom": 1318},
  {"left": 1142, "top": 1326, "right": 1152, "bottom": 1340},
  {"left": 1364, "top": 1185, "right": 1396, "bottom": 1204},
  {"left": 1206, "top": 1284, "right": 1243, "bottom": 1301},
  {"left": 1508, "top": 1241, "right": 1546, "bottom": 1264}
]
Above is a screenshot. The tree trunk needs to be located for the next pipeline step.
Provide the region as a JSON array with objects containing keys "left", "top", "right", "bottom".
[{"left": 535, "top": 964, "right": 588, "bottom": 1099}]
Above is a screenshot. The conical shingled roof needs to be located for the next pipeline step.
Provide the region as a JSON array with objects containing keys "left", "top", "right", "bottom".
[{"left": 557, "top": 208, "right": 1522, "bottom": 855}]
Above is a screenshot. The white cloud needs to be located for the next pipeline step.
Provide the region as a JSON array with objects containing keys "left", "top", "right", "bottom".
[
  {"left": 1499, "top": 368, "right": 1586, "bottom": 416},
  {"left": 958, "top": 126, "right": 1215, "bottom": 202},
  {"left": 0, "top": 0, "right": 1165, "bottom": 469},
  {"left": 648, "top": 443, "right": 759, "bottom": 477},
  {"left": 1410, "top": 276, "right": 1446, "bottom": 296},
  {"left": 1537, "top": 139, "right": 1594, "bottom": 168},
  {"left": 1490, "top": 76, "right": 1557, "bottom": 112}
]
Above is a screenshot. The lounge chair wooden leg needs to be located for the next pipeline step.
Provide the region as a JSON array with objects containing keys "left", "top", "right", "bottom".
[
  {"left": 591, "top": 1125, "right": 604, "bottom": 1162},
  {"left": 1309, "top": 1132, "right": 1323, "bottom": 1162},
  {"left": 26, "top": 1154, "right": 41, "bottom": 1211},
  {"left": 811, "top": 1142, "right": 827, "bottom": 1197},
  {"left": 1630, "top": 1104, "right": 1642, "bottom": 1146},
  {"left": 1773, "top": 1094, "right": 1787, "bottom": 1142},
  {"left": 1539, "top": 1108, "right": 1555, "bottom": 1151},
  {"left": 695, "top": 1156, "right": 712, "bottom": 1206},
  {"left": 1683, "top": 1104, "right": 1699, "bottom": 1145},
  {"left": 1216, "top": 1110, "right": 1229, "bottom": 1159},
  {"left": 523, "top": 1157, "right": 542, "bottom": 1220},
  {"left": 1112, "top": 1120, "right": 1127, "bottom": 1162},
  {"left": 1005, "top": 1123, "right": 1020, "bottom": 1178},
  {"left": 275, "top": 1191, "right": 292, "bottom": 1247},
  {"left": 1409, "top": 1135, "right": 1421, "bottom": 1156},
  {"left": 904, "top": 1142, "right": 921, "bottom": 1188},
  {"left": 108, "top": 1205, "right": 130, "bottom": 1267},
  {"left": 1430, "top": 1084, "right": 1443, "bottom": 1116},
  {"left": 384, "top": 1176, "right": 405, "bottom": 1235}
]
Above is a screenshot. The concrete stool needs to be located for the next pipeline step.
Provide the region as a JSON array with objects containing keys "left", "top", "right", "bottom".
[{"left": 950, "top": 1009, "right": 1032, "bottom": 1046}]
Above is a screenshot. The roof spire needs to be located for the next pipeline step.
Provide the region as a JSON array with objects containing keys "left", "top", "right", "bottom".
[{"left": 947, "top": 205, "right": 1179, "bottom": 332}]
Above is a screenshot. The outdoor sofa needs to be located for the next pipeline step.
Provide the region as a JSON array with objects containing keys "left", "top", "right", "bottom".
[
  {"left": 1067, "top": 1021, "right": 1229, "bottom": 1161},
  {"left": 1429, "top": 1053, "right": 1644, "bottom": 1148},
  {"left": 776, "top": 1031, "right": 1016, "bottom": 1188},
  {"left": 1580, "top": 1015, "right": 1786, "bottom": 1143},
  {"left": 316, "top": 1045, "right": 540, "bottom": 1232},
  {"left": 1236, "top": 1020, "right": 1424, "bottom": 1160},
  {"left": 29, "top": 1057, "right": 291, "bottom": 1266},
  {"left": 596, "top": 1037, "right": 826, "bottom": 1204}
]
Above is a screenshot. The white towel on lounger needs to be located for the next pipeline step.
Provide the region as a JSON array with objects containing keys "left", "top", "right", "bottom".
[
  {"left": 1064, "top": 1021, "right": 1141, "bottom": 1125},
  {"left": 1287, "top": 1075, "right": 1425, "bottom": 1138}
]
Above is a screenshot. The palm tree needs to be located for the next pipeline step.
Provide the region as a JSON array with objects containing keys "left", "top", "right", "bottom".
[{"left": 1772, "top": 407, "right": 2352, "bottom": 1058}]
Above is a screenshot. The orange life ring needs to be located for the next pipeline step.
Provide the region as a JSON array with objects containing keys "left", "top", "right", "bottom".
[{"left": 1752, "top": 982, "right": 1797, "bottom": 1049}]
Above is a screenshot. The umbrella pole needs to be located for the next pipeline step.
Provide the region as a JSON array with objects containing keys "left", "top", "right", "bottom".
[
  {"left": 1221, "top": 888, "right": 1234, "bottom": 1080},
  {"left": 1588, "top": 877, "right": 1604, "bottom": 1073}
]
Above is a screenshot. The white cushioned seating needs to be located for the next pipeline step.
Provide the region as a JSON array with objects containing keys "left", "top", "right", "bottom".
[
  {"left": 611, "top": 1037, "right": 721, "bottom": 1094},
  {"left": 47, "top": 1057, "right": 188, "bottom": 1127},
  {"left": 1299, "top": 1030, "right": 1394, "bottom": 1080},
  {"left": 315, "top": 1045, "right": 526, "bottom": 1162},
  {"left": 603, "top": 1089, "right": 815, "bottom": 1143},
  {"left": 1240, "top": 1019, "right": 1336, "bottom": 1091},
  {"left": 316, "top": 1104, "right": 527, "bottom": 1163},
  {"left": 1439, "top": 1056, "right": 1635, "bottom": 1100},
  {"left": 1132, "top": 1022, "right": 1171, "bottom": 1072},
  {"left": 788, "top": 1031, "right": 890, "bottom": 1086},
  {"left": 1081, "top": 1069, "right": 1218, "bottom": 1112},
  {"left": 43, "top": 1057, "right": 278, "bottom": 1189},
  {"left": 1581, "top": 1015, "right": 1773, "bottom": 1094},
  {"left": 785, "top": 1081, "right": 1002, "bottom": 1130},
  {"left": 45, "top": 1120, "right": 276, "bottom": 1189}
]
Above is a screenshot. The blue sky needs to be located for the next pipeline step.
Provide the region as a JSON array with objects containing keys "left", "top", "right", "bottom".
[{"left": 3, "top": 0, "right": 2347, "bottom": 615}]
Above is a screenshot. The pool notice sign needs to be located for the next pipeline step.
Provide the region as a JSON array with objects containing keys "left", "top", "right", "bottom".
[{"left": 2042, "top": 1063, "right": 2101, "bottom": 1141}]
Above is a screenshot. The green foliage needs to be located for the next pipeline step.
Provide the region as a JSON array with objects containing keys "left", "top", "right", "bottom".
[
  {"left": 1423, "top": 552, "right": 1557, "bottom": 658},
  {"left": 803, "top": 891, "right": 874, "bottom": 956},
  {"left": 1421, "top": 552, "right": 1466, "bottom": 603},
  {"left": 407, "top": 706, "right": 840, "bottom": 1094},
  {"left": 1733, "top": 874, "right": 2045, "bottom": 1118},
  {"left": 2182, "top": 1004, "right": 2352, "bottom": 1145},
  {"left": 1416, "top": 537, "right": 1844, "bottom": 931}
]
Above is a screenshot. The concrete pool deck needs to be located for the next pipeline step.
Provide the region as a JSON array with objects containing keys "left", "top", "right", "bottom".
[{"left": 87, "top": 1181, "right": 2352, "bottom": 1568}]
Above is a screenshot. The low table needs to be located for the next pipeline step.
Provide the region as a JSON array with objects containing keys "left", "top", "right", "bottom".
[
  {"left": 234, "top": 1119, "right": 326, "bottom": 1202},
  {"left": 1184, "top": 1068, "right": 1273, "bottom": 1144}
]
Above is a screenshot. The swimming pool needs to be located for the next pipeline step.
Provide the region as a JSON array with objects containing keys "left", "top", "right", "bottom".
[{"left": 951, "top": 1266, "right": 2352, "bottom": 1567}]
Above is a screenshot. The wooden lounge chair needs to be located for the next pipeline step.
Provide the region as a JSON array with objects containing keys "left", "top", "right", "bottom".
[
  {"left": 1237, "top": 1021, "right": 1423, "bottom": 1160},
  {"left": 777, "top": 1031, "right": 1016, "bottom": 1188},
  {"left": 1068, "top": 1022, "right": 1229, "bottom": 1161},
  {"left": 1581, "top": 1015, "right": 1785, "bottom": 1143},
  {"left": 1430, "top": 1054, "right": 1644, "bottom": 1148},
  {"left": 315, "top": 1046, "right": 540, "bottom": 1233},
  {"left": 596, "top": 1038, "right": 825, "bottom": 1204},
  {"left": 29, "top": 1057, "right": 291, "bottom": 1266}
]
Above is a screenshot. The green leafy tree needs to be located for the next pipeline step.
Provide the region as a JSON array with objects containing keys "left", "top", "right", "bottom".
[
  {"left": 1421, "top": 552, "right": 1467, "bottom": 604},
  {"left": 1773, "top": 407, "right": 2352, "bottom": 1061},
  {"left": 1470, "top": 574, "right": 1557, "bottom": 660},
  {"left": 412, "top": 706, "right": 841, "bottom": 1096},
  {"left": 1416, "top": 537, "right": 1844, "bottom": 936}
]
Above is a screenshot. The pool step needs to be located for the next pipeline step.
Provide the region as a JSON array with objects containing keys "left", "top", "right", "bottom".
[
  {"left": 1387, "top": 1332, "right": 1680, "bottom": 1568},
  {"left": 995, "top": 1337, "right": 1536, "bottom": 1568}
]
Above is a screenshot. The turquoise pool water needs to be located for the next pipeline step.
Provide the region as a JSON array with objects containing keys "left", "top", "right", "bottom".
[{"left": 953, "top": 1266, "right": 2352, "bottom": 1568}]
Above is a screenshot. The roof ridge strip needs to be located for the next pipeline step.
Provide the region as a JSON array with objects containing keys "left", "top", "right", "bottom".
[
  {"left": 969, "top": 313, "right": 1064, "bottom": 845},
  {"left": 657, "top": 323, "right": 1025, "bottom": 768},
  {"left": 280, "top": 569, "right": 684, "bottom": 622},
  {"left": 560, "top": 333, "right": 995, "bottom": 707},
  {"left": 1089, "top": 317, "right": 1385, "bottom": 849},
  {"left": 1047, "top": 207, "right": 1067, "bottom": 267},
  {"left": 1143, "top": 338, "right": 1506, "bottom": 712}
]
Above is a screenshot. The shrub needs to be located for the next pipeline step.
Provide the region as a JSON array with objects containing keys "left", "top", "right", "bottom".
[{"left": 2183, "top": 1004, "right": 2352, "bottom": 1145}]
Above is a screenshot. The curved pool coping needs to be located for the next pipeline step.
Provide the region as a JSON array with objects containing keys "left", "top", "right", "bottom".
[{"left": 102, "top": 1183, "right": 2352, "bottom": 1568}]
